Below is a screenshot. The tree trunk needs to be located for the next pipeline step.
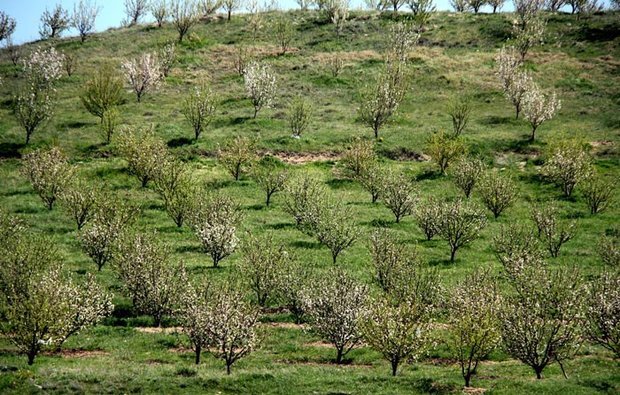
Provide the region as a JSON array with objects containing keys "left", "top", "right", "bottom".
[
  {"left": 529, "top": 125, "right": 537, "bottom": 142},
  {"left": 266, "top": 192, "right": 272, "bottom": 206},
  {"left": 332, "top": 253, "right": 338, "bottom": 264},
  {"left": 227, "top": 10, "right": 232, "bottom": 21},
  {"left": 253, "top": 107, "right": 258, "bottom": 119},
  {"left": 391, "top": 358, "right": 399, "bottom": 376},
  {"left": 195, "top": 344, "right": 201, "bottom": 365},
  {"left": 535, "top": 367, "right": 543, "bottom": 379},
  {"left": 335, "top": 347, "right": 344, "bottom": 364},
  {"left": 226, "top": 361, "right": 232, "bottom": 374},
  {"left": 26, "top": 130, "right": 32, "bottom": 144},
  {"left": 450, "top": 247, "right": 456, "bottom": 262}
]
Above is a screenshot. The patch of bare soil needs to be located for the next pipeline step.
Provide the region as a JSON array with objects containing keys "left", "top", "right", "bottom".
[
  {"left": 425, "top": 357, "right": 457, "bottom": 366},
  {"left": 591, "top": 140, "right": 616, "bottom": 156},
  {"left": 276, "top": 359, "right": 373, "bottom": 369},
  {"left": 135, "top": 327, "right": 183, "bottom": 334},
  {"left": 463, "top": 387, "right": 488, "bottom": 394},
  {"left": 263, "top": 322, "right": 304, "bottom": 330},
  {"left": 304, "top": 341, "right": 333, "bottom": 349},
  {"left": 270, "top": 151, "right": 341, "bottom": 164},
  {"left": 43, "top": 349, "right": 109, "bottom": 358}
]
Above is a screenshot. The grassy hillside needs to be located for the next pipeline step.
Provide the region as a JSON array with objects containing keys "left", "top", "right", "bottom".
[{"left": 0, "top": 9, "right": 619, "bottom": 394}]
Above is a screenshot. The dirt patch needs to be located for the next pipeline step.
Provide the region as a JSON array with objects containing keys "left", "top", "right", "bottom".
[
  {"left": 312, "top": 50, "right": 381, "bottom": 65},
  {"left": 304, "top": 341, "right": 333, "bottom": 349},
  {"left": 169, "top": 346, "right": 194, "bottom": 354},
  {"left": 425, "top": 357, "right": 457, "bottom": 366},
  {"left": 270, "top": 151, "right": 341, "bottom": 164},
  {"left": 463, "top": 387, "right": 488, "bottom": 394},
  {"left": 276, "top": 359, "right": 373, "bottom": 369},
  {"left": 43, "top": 349, "right": 109, "bottom": 358},
  {"left": 135, "top": 327, "right": 183, "bottom": 334}
]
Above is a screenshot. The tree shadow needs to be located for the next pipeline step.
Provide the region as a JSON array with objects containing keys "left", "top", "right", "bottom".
[
  {"left": 167, "top": 137, "right": 194, "bottom": 147},
  {"left": 0, "top": 142, "right": 24, "bottom": 159}
]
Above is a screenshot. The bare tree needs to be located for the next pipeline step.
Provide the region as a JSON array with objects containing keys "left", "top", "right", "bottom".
[
  {"left": 124, "top": 0, "right": 149, "bottom": 26},
  {"left": 40, "top": 4, "right": 70, "bottom": 39},
  {"left": 71, "top": 0, "right": 100, "bottom": 43},
  {"left": 170, "top": 0, "right": 200, "bottom": 42}
]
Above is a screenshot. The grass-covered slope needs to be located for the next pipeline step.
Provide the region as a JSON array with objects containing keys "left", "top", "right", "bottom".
[{"left": 0, "top": 10, "right": 619, "bottom": 394}]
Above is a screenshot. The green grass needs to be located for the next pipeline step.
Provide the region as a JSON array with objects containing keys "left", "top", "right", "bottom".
[{"left": 0, "top": 9, "right": 619, "bottom": 394}]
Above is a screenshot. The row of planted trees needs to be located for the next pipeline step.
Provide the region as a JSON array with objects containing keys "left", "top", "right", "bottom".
[{"left": 1, "top": 205, "right": 618, "bottom": 384}]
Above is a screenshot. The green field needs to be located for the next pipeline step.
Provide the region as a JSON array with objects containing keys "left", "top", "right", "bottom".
[{"left": 0, "top": 8, "right": 619, "bottom": 394}]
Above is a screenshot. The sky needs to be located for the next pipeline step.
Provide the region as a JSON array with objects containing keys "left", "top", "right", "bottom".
[{"left": 0, "top": 0, "right": 612, "bottom": 45}]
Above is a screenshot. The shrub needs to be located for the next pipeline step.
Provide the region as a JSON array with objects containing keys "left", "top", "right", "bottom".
[
  {"left": 436, "top": 199, "right": 487, "bottom": 262},
  {"left": 302, "top": 269, "right": 368, "bottom": 364},
  {"left": 182, "top": 83, "right": 217, "bottom": 140},
  {"left": 233, "top": 45, "right": 251, "bottom": 76},
  {"left": 358, "top": 61, "right": 409, "bottom": 139},
  {"left": 252, "top": 160, "right": 289, "bottom": 206},
  {"left": 450, "top": 156, "right": 485, "bottom": 198},
  {"left": 170, "top": 0, "right": 200, "bottom": 42},
  {"left": 531, "top": 203, "right": 576, "bottom": 258},
  {"left": 154, "top": 158, "right": 196, "bottom": 228},
  {"left": 189, "top": 193, "right": 242, "bottom": 267},
  {"left": 63, "top": 51, "right": 77, "bottom": 76},
  {"left": 407, "top": 0, "right": 436, "bottom": 29},
  {"left": 100, "top": 108, "right": 120, "bottom": 144},
  {"left": 218, "top": 135, "right": 257, "bottom": 181},
  {"left": 21, "top": 147, "right": 74, "bottom": 210},
  {"left": 288, "top": 97, "right": 312, "bottom": 138},
  {"left": 159, "top": 43, "right": 176, "bottom": 77},
  {"left": 447, "top": 95, "right": 471, "bottom": 137},
  {"left": 448, "top": 269, "right": 502, "bottom": 387},
  {"left": 240, "top": 233, "right": 291, "bottom": 307},
  {"left": 81, "top": 64, "right": 124, "bottom": 126},
  {"left": 40, "top": 4, "right": 70, "bottom": 39},
  {"left": 542, "top": 139, "right": 592, "bottom": 197},
  {"left": 382, "top": 171, "right": 417, "bottom": 223},
  {"left": 493, "top": 224, "right": 543, "bottom": 270},
  {"left": 340, "top": 138, "right": 377, "bottom": 179},
  {"left": 122, "top": 52, "right": 163, "bottom": 102},
  {"left": 60, "top": 178, "right": 100, "bottom": 230},
  {"left": 414, "top": 196, "right": 441, "bottom": 240},
  {"left": 71, "top": 0, "right": 99, "bottom": 42},
  {"left": 327, "top": 52, "right": 344, "bottom": 77},
  {"left": 114, "top": 232, "right": 186, "bottom": 326},
  {"left": 244, "top": 61, "right": 277, "bottom": 118},
  {"left": 478, "top": 170, "right": 518, "bottom": 218},
  {"left": 582, "top": 173, "right": 615, "bottom": 215},
  {"left": 116, "top": 127, "right": 168, "bottom": 187},
  {"left": 598, "top": 232, "right": 619, "bottom": 267},
  {"left": 586, "top": 270, "right": 620, "bottom": 358},
  {"left": 273, "top": 16, "right": 294, "bottom": 55},
  {"left": 426, "top": 130, "right": 466, "bottom": 175}
]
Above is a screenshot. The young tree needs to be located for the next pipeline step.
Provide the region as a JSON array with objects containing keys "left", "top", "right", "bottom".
[
  {"left": 154, "top": 158, "right": 196, "bottom": 228},
  {"left": 436, "top": 199, "right": 487, "bottom": 262},
  {"left": 314, "top": 201, "right": 360, "bottom": 264},
  {"left": 586, "top": 270, "right": 620, "bottom": 358},
  {"left": 542, "top": 139, "right": 592, "bottom": 197},
  {"left": 4, "top": 37, "right": 21, "bottom": 66},
  {"left": 122, "top": 52, "right": 163, "bottom": 102},
  {"left": 218, "top": 135, "right": 257, "bottom": 181},
  {"left": 151, "top": 0, "right": 169, "bottom": 27},
  {"left": 362, "top": 295, "right": 433, "bottom": 376},
  {"left": 71, "top": 0, "right": 100, "bottom": 43},
  {"left": 385, "top": 22, "right": 419, "bottom": 63},
  {"left": 244, "top": 61, "right": 277, "bottom": 118},
  {"left": 0, "top": 11, "right": 17, "bottom": 43},
  {"left": 63, "top": 51, "right": 78, "bottom": 76},
  {"left": 116, "top": 127, "right": 168, "bottom": 187},
  {"left": 496, "top": 46, "right": 530, "bottom": 119},
  {"left": 222, "top": 0, "right": 241, "bottom": 21},
  {"left": 450, "top": 0, "right": 469, "bottom": 11},
  {"left": 203, "top": 282, "right": 260, "bottom": 374},
  {"left": 40, "top": 4, "right": 70, "bottom": 39},
  {"left": 493, "top": 223, "right": 543, "bottom": 270},
  {"left": 81, "top": 64, "right": 124, "bottom": 128},
  {"left": 382, "top": 171, "right": 417, "bottom": 223},
  {"left": 358, "top": 61, "right": 409, "bottom": 139},
  {"left": 521, "top": 82, "right": 561, "bottom": 141},
  {"left": 177, "top": 280, "right": 211, "bottom": 364},
  {"left": 189, "top": 193, "right": 242, "bottom": 267},
  {"left": 598, "top": 232, "right": 619, "bottom": 267},
  {"left": 340, "top": 138, "right": 377, "bottom": 179},
  {"left": 114, "top": 232, "right": 186, "bottom": 326},
  {"left": 512, "top": 0, "right": 545, "bottom": 61},
  {"left": 273, "top": 16, "right": 294, "bottom": 55},
  {"left": 283, "top": 174, "right": 327, "bottom": 228},
  {"left": 324, "top": 0, "right": 349, "bottom": 35},
  {"left": 582, "top": 173, "right": 615, "bottom": 215},
  {"left": 100, "top": 108, "right": 119, "bottom": 144},
  {"left": 478, "top": 170, "right": 518, "bottom": 218},
  {"left": 240, "top": 233, "right": 291, "bottom": 307},
  {"left": 200, "top": 0, "right": 223, "bottom": 15},
  {"left": 252, "top": 160, "right": 289, "bottom": 206},
  {"left": 124, "top": 0, "right": 149, "bottom": 26},
  {"left": 357, "top": 162, "right": 386, "bottom": 203},
  {"left": 448, "top": 269, "right": 502, "bottom": 387},
  {"left": 287, "top": 97, "right": 312, "bottom": 138},
  {"left": 426, "top": 130, "right": 466, "bottom": 175},
  {"left": 530, "top": 203, "right": 576, "bottom": 258},
  {"left": 276, "top": 258, "right": 311, "bottom": 324},
  {"left": 488, "top": 0, "right": 506, "bottom": 12},
  {"left": 233, "top": 44, "right": 252, "bottom": 76},
  {"left": 302, "top": 269, "right": 368, "bottom": 364},
  {"left": 407, "top": 0, "right": 436, "bottom": 30},
  {"left": 414, "top": 196, "right": 441, "bottom": 241},
  {"left": 170, "top": 0, "right": 200, "bottom": 42},
  {"left": 80, "top": 194, "right": 139, "bottom": 271},
  {"left": 500, "top": 262, "right": 584, "bottom": 379},
  {"left": 14, "top": 84, "right": 55, "bottom": 145},
  {"left": 450, "top": 156, "right": 485, "bottom": 198},
  {"left": 159, "top": 43, "right": 176, "bottom": 77},
  {"left": 21, "top": 147, "right": 75, "bottom": 210},
  {"left": 60, "top": 178, "right": 100, "bottom": 230},
  {"left": 182, "top": 84, "right": 217, "bottom": 141},
  {"left": 447, "top": 95, "right": 471, "bottom": 138},
  {"left": 368, "top": 228, "right": 417, "bottom": 292}
]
